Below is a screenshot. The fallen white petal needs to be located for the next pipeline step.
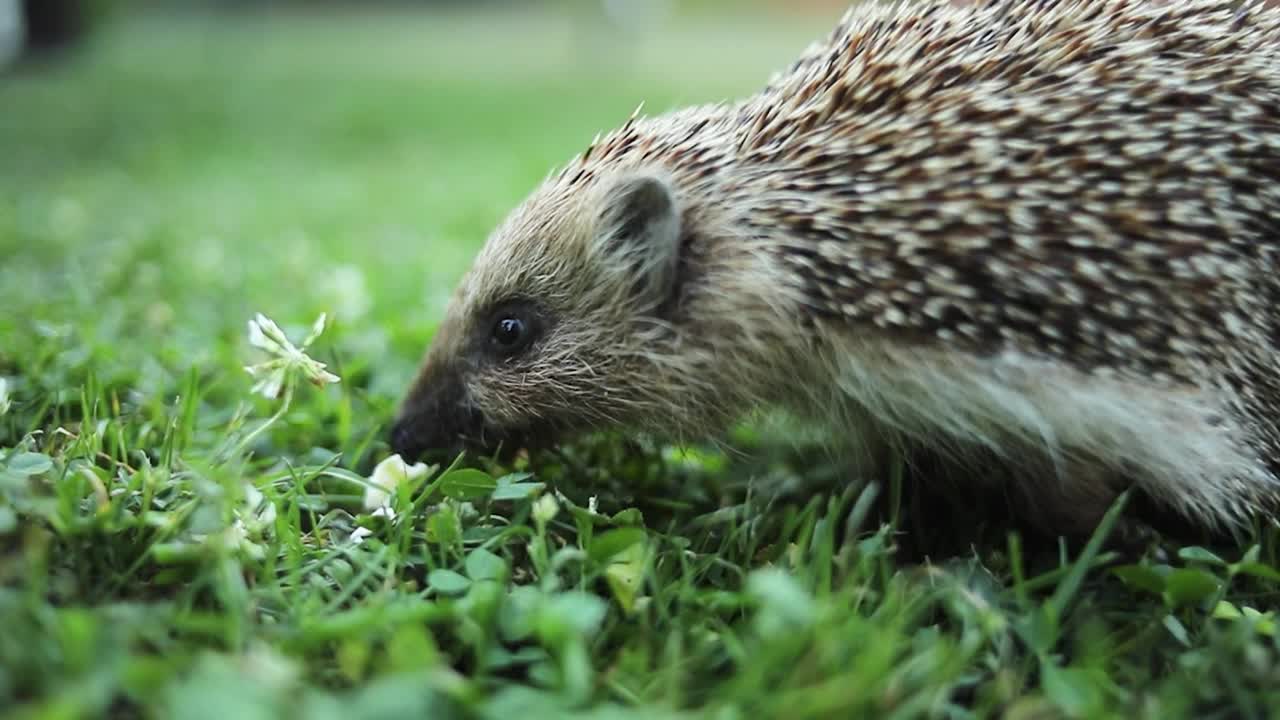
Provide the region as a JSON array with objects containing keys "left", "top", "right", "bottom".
[{"left": 364, "top": 454, "right": 430, "bottom": 511}]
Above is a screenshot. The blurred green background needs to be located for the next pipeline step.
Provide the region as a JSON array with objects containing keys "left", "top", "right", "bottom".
[{"left": 0, "top": 0, "right": 838, "bottom": 440}]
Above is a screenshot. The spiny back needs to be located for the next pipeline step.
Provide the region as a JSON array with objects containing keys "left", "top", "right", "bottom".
[{"left": 717, "top": 0, "right": 1280, "bottom": 383}]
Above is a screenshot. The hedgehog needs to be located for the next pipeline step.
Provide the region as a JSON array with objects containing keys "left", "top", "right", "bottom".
[{"left": 390, "top": 0, "right": 1280, "bottom": 537}]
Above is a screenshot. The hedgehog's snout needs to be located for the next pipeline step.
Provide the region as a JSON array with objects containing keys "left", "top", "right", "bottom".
[
  {"left": 388, "top": 413, "right": 438, "bottom": 463},
  {"left": 389, "top": 370, "right": 485, "bottom": 462}
]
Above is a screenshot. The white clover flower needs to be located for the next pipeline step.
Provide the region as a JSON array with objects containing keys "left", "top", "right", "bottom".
[
  {"left": 240, "top": 643, "right": 300, "bottom": 691},
  {"left": 533, "top": 493, "right": 560, "bottom": 524},
  {"left": 348, "top": 526, "right": 374, "bottom": 545},
  {"left": 364, "top": 453, "right": 431, "bottom": 513},
  {"left": 243, "top": 312, "right": 340, "bottom": 399},
  {"left": 225, "top": 483, "right": 277, "bottom": 559},
  {"left": 241, "top": 482, "right": 278, "bottom": 531},
  {"left": 0, "top": 378, "right": 9, "bottom": 416}
]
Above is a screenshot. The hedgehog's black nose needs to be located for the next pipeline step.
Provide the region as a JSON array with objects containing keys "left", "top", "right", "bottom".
[
  {"left": 389, "top": 416, "right": 428, "bottom": 462},
  {"left": 389, "top": 388, "right": 489, "bottom": 462}
]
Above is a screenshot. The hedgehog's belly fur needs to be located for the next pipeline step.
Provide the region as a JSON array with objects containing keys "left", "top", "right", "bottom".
[{"left": 807, "top": 343, "right": 1275, "bottom": 532}]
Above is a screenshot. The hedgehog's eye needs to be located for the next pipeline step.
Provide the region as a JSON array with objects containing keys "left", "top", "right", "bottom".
[
  {"left": 483, "top": 301, "right": 543, "bottom": 358},
  {"left": 494, "top": 317, "right": 525, "bottom": 346},
  {"left": 490, "top": 314, "right": 532, "bottom": 355}
]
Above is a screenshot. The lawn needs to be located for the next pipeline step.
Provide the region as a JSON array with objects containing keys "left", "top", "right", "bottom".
[{"left": 3, "top": 4, "right": 1280, "bottom": 719}]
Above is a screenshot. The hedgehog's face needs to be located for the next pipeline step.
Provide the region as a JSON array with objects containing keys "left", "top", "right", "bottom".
[{"left": 390, "top": 170, "right": 684, "bottom": 461}]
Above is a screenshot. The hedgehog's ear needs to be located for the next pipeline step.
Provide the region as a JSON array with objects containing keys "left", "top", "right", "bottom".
[{"left": 594, "top": 173, "right": 681, "bottom": 308}]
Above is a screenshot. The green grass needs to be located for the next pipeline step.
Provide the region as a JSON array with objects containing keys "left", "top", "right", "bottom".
[{"left": 3, "top": 6, "right": 1280, "bottom": 719}]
